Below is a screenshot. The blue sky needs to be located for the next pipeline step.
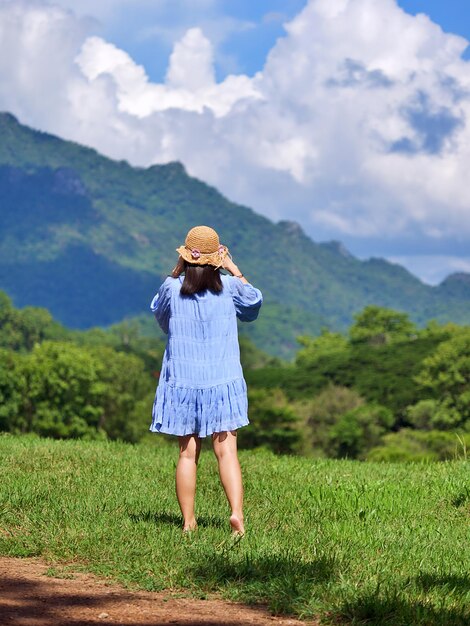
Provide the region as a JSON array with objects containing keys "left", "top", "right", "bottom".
[
  {"left": 0, "top": 0, "right": 469, "bottom": 284},
  {"left": 85, "top": 0, "right": 470, "bottom": 82},
  {"left": 399, "top": 0, "right": 470, "bottom": 45}
]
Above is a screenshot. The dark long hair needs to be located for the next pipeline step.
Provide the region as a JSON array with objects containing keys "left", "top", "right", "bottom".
[{"left": 180, "top": 261, "right": 223, "bottom": 295}]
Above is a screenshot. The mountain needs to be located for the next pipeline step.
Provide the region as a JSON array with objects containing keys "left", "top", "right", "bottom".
[{"left": 0, "top": 112, "right": 469, "bottom": 357}]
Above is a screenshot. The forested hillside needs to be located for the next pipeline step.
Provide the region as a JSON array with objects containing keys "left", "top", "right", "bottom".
[{"left": 1, "top": 112, "right": 470, "bottom": 357}]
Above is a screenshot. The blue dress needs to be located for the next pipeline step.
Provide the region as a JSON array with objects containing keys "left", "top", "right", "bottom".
[{"left": 149, "top": 274, "right": 263, "bottom": 437}]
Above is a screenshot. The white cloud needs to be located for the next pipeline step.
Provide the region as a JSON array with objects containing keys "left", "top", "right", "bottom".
[
  {"left": 249, "top": 0, "right": 470, "bottom": 238},
  {"left": 0, "top": 0, "right": 469, "bottom": 265},
  {"left": 0, "top": 1, "right": 92, "bottom": 128},
  {"left": 75, "top": 29, "right": 261, "bottom": 118},
  {"left": 166, "top": 27, "right": 215, "bottom": 89}
]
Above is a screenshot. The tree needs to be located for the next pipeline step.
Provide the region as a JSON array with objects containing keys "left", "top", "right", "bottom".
[
  {"left": 327, "top": 404, "right": 394, "bottom": 459},
  {"left": 414, "top": 327, "right": 470, "bottom": 428},
  {"left": 0, "top": 349, "right": 25, "bottom": 432},
  {"left": 90, "top": 346, "right": 154, "bottom": 443},
  {"left": 0, "top": 291, "right": 65, "bottom": 351},
  {"left": 0, "top": 339, "right": 154, "bottom": 442},
  {"left": 349, "top": 305, "right": 416, "bottom": 346},
  {"left": 238, "top": 388, "right": 302, "bottom": 454},
  {"left": 297, "top": 385, "right": 364, "bottom": 454},
  {"left": 296, "top": 329, "right": 349, "bottom": 368},
  {"left": 406, "top": 399, "right": 439, "bottom": 430},
  {"left": 21, "top": 341, "right": 104, "bottom": 438},
  {"left": 0, "top": 291, "right": 23, "bottom": 351},
  {"left": 17, "top": 306, "right": 62, "bottom": 350}
]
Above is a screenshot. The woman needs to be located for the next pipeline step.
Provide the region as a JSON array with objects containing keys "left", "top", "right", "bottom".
[{"left": 150, "top": 225, "right": 263, "bottom": 535}]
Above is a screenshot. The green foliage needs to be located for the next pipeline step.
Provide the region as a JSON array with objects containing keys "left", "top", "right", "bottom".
[
  {"left": 238, "top": 388, "right": 302, "bottom": 454},
  {"left": 0, "top": 291, "right": 278, "bottom": 446},
  {"left": 406, "top": 398, "right": 464, "bottom": 432},
  {"left": 367, "top": 429, "right": 470, "bottom": 462},
  {"left": 3, "top": 289, "right": 470, "bottom": 462},
  {"left": 0, "top": 341, "right": 155, "bottom": 443},
  {"left": 0, "top": 291, "right": 66, "bottom": 351},
  {"left": 247, "top": 312, "right": 469, "bottom": 460},
  {"left": 244, "top": 363, "right": 297, "bottom": 391},
  {"left": 274, "top": 331, "right": 443, "bottom": 422},
  {"left": 74, "top": 317, "right": 166, "bottom": 376},
  {"left": 88, "top": 346, "right": 154, "bottom": 443},
  {"left": 297, "top": 384, "right": 364, "bottom": 455},
  {"left": 0, "top": 349, "right": 26, "bottom": 432},
  {"left": 284, "top": 349, "right": 353, "bottom": 398},
  {"left": 327, "top": 403, "right": 394, "bottom": 459},
  {"left": 414, "top": 327, "right": 470, "bottom": 428},
  {"left": 419, "top": 319, "right": 462, "bottom": 340},
  {"left": 17, "top": 341, "right": 105, "bottom": 439},
  {"left": 343, "top": 339, "right": 437, "bottom": 421},
  {"left": 296, "top": 329, "right": 348, "bottom": 368},
  {"left": 238, "top": 335, "right": 281, "bottom": 370},
  {"left": 350, "top": 305, "right": 417, "bottom": 345},
  {"left": 406, "top": 399, "right": 440, "bottom": 430}
]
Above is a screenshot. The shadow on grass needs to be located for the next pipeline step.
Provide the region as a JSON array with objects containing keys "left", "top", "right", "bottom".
[
  {"left": 451, "top": 487, "right": 470, "bottom": 507},
  {"left": 332, "top": 590, "right": 469, "bottom": 626},
  {"left": 129, "top": 510, "right": 225, "bottom": 529},
  {"left": 416, "top": 572, "right": 470, "bottom": 597},
  {"left": 190, "top": 551, "right": 336, "bottom": 616}
]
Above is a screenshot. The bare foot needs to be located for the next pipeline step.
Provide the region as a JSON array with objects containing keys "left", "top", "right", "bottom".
[
  {"left": 229, "top": 514, "right": 245, "bottom": 536},
  {"left": 182, "top": 519, "right": 197, "bottom": 533}
]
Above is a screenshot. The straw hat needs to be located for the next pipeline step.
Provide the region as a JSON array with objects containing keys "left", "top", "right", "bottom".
[{"left": 176, "top": 225, "right": 229, "bottom": 268}]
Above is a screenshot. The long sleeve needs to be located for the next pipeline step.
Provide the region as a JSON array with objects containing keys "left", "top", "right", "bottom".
[
  {"left": 228, "top": 276, "right": 263, "bottom": 322},
  {"left": 150, "top": 277, "right": 172, "bottom": 334}
]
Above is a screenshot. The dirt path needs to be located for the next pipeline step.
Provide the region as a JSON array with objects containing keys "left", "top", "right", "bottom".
[{"left": 0, "top": 557, "right": 317, "bottom": 626}]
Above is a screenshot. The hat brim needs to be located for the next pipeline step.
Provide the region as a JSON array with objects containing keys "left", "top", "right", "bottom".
[{"left": 176, "top": 245, "right": 229, "bottom": 268}]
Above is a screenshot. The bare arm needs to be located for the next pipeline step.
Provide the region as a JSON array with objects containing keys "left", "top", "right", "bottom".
[{"left": 223, "top": 256, "right": 249, "bottom": 284}]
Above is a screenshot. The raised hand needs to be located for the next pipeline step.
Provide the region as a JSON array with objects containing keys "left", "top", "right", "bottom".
[
  {"left": 222, "top": 256, "right": 240, "bottom": 276},
  {"left": 222, "top": 255, "right": 248, "bottom": 283}
]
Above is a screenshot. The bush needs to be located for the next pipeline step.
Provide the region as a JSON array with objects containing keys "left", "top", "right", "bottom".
[
  {"left": 239, "top": 388, "right": 302, "bottom": 454},
  {"left": 296, "top": 385, "right": 364, "bottom": 455},
  {"left": 0, "top": 341, "right": 154, "bottom": 443},
  {"left": 406, "top": 399, "right": 439, "bottom": 430},
  {"left": 367, "top": 429, "right": 470, "bottom": 462},
  {"left": 19, "top": 341, "right": 105, "bottom": 439},
  {"left": 414, "top": 328, "right": 470, "bottom": 429},
  {"left": 406, "top": 399, "right": 463, "bottom": 431},
  {"left": 0, "top": 349, "right": 26, "bottom": 432},
  {"left": 327, "top": 403, "right": 394, "bottom": 460},
  {"left": 89, "top": 346, "right": 154, "bottom": 443}
]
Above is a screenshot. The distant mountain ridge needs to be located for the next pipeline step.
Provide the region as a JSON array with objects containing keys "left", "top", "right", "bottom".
[{"left": 0, "top": 112, "right": 469, "bottom": 356}]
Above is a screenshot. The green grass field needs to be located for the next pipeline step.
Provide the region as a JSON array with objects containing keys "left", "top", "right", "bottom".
[{"left": 0, "top": 434, "right": 469, "bottom": 625}]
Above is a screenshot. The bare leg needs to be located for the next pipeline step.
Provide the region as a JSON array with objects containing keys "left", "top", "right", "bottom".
[
  {"left": 212, "top": 431, "right": 245, "bottom": 535},
  {"left": 176, "top": 435, "right": 201, "bottom": 531}
]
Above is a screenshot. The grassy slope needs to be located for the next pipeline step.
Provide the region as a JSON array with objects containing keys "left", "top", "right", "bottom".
[{"left": 0, "top": 435, "right": 468, "bottom": 624}]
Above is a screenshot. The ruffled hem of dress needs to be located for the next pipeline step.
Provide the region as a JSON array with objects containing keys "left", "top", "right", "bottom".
[
  {"left": 149, "top": 377, "right": 249, "bottom": 438},
  {"left": 150, "top": 416, "right": 250, "bottom": 438}
]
